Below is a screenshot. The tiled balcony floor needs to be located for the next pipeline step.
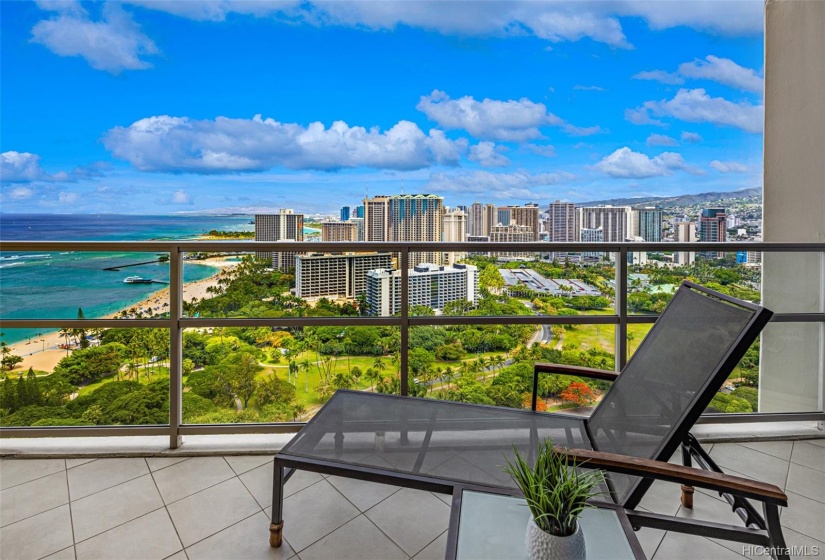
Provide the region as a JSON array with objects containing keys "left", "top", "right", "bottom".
[{"left": 1, "top": 440, "right": 823, "bottom": 560}]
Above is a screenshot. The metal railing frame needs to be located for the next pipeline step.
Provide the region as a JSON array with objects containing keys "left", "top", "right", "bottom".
[{"left": 1, "top": 240, "right": 823, "bottom": 448}]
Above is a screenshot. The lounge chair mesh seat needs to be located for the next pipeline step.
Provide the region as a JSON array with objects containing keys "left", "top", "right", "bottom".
[{"left": 282, "top": 284, "right": 762, "bottom": 505}]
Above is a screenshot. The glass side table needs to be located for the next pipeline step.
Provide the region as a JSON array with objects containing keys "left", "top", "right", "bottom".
[{"left": 446, "top": 487, "right": 646, "bottom": 560}]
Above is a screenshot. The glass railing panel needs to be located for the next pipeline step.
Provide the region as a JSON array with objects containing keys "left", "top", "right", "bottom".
[
  {"left": 762, "top": 252, "right": 824, "bottom": 313},
  {"left": 182, "top": 251, "right": 392, "bottom": 317},
  {"left": 758, "top": 322, "right": 823, "bottom": 413},
  {"left": 0, "top": 327, "right": 169, "bottom": 427},
  {"left": 181, "top": 325, "right": 399, "bottom": 424},
  {"left": 0, "top": 250, "right": 171, "bottom": 321}
]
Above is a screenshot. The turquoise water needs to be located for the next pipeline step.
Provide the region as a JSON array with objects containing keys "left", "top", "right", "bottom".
[{"left": 0, "top": 214, "right": 254, "bottom": 345}]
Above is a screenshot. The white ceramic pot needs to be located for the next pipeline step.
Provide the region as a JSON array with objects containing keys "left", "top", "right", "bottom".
[{"left": 525, "top": 517, "right": 586, "bottom": 560}]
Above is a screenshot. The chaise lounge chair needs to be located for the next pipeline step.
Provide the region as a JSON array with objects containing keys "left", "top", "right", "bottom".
[{"left": 269, "top": 281, "right": 789, "bottom": 559}]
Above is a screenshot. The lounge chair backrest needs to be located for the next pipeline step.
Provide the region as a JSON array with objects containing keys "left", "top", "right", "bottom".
[{"left": 586, "top": 281, "right": 772, "bottom": 507}]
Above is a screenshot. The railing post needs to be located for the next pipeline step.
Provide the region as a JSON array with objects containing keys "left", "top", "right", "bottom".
[
  {"left": 400, "top": 246, "right": 409, "bottom": 396},
  {"left": 169, "top": 246, "right": 183, "bottom": 449},
  {"left": 615, "top": 247, "right": 628, "bottom": 370}
]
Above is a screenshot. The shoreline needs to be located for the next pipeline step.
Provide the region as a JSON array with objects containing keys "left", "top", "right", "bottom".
[{"left": 6, "top": 256, "right": 238, "bottom": 374}]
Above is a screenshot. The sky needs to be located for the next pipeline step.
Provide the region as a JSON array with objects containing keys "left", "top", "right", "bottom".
[{"left": 0, "top": 0, "right": 765, "bottom": 215}]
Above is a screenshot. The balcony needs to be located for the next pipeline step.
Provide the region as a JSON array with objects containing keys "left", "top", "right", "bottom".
[{"left": 1, "top": 240, "right": 823, "bottom": 559}]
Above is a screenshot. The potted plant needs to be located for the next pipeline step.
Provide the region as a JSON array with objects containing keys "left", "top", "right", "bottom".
[{"left": 503, "top": 439, "right": 603, "bottom": 560}]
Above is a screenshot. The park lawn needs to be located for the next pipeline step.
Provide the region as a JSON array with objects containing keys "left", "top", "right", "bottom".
[
  {"left": 558, "top": 308, "right": 654, "bottom": 357},
  {"left": 77, "top": 365, "right": 171, "bottom": 397}
]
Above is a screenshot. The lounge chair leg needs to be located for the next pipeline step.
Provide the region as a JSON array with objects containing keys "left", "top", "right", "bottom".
[
  {"left": 681, "top": 484, "right": 695, "bottom": 509},
  {"left": 269, "top": 522, "right": 284, "bottom": 547}
]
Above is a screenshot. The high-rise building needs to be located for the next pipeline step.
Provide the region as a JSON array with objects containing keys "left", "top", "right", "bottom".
[
  {"left": 442, "top": 208, "right": 467, "bottom": 265},
  {"left": 295, "top": 253, "right": 392, "bottom": 299},
  {"left": 546, "top": 201, "right": 579, "bottom": 242},
  {"left": 578, "top": 206, "right": 634, "bottom": 243},
  {"left": 254, "top": 209, "right": 304, "bottom": 271},
  {"left": 321, "top": 220, "right": 358, "bottom": 242},
  {"left": 489, "top": 224, "right": 533, "bottom": 257},
  {"left": 388, "top": 194, "right": 444, "bottom": 265},
  {"left": 497, "top": 206, "right": 512, "bottom": 226},
  {"left": 355, "top": 205, "right": 365, "bottom": 219},
  {"left": 580, "top": 227, "right": 604, "bottom": 259},
  {"left": 363, "top": 195, "right": 390, "bottom": 242},
  {"left": 637, "top": 207, "right": 663, "bottom": 242},
  {"left": 511, "top": 204, "right": 540, "bottom": 241},
  {"left": 468, "top": 202, "right": 497, "bottom": 236},
  {"left": 340, "top": 206, "right": 351, "bottom": 222},
  {"left": 699, "top": 208, "right": 727, "bottom": 258},
  {"left": 349, "top": 217, "right": 364, "bottom": 241},
  {"left": 675, "top": 221, "right": 696, "bottom": 265},
  {"left": 366, "top": 263, "right": 478, "bottom": 316}
]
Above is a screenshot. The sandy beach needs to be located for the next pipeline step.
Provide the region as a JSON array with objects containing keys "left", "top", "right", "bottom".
[{"left": 6, "top": 257, "right": 238, "bottom": 374}]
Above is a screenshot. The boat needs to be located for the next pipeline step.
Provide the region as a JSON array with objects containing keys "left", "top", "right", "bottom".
[{"left": 123, "top": 276, "right": 153, "bottom": 284}]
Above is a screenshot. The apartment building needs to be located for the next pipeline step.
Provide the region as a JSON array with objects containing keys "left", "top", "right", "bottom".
[
  {"left": 366, "top": 263, "right": 478, "bottom": 316},
  {"left": 254, "top": 209, "right": 304, "bottom": 271},
  {"left": 321, "top": 220, "right": 358, "bottom": 242},
  {"left": 578, "top": 206, "right": 633, "bottom": 243},
  {"left": 295, "top": 253, "right": 392, "bottom": 299},
  {"left": 442, "top": 208, "right": 466, "bottom": 265}
]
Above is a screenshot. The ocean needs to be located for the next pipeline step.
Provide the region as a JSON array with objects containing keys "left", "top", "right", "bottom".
[{"left": 0, "top": 214, "right": 256, "bottom": 345}]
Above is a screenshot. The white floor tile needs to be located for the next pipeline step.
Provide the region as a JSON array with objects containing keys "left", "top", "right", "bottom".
[
  {"left": 166, "top": 477, "right": 260, "bottom": 547},
  {"left": 790, "top": 442, "right": 825, "bottom": 473},
  {"left": 364, "top": 487, "right": 451, "bottom": 556},
  {"left": 280, "top": 479, "right": 360, "bottom": 552},
  {"left": 186, "top": 511, "right": 294, "bottom": 560},
  {"left": 413, "top": 531, "right": 448, "bottom": 560},
  {"left": 1, "top": 471, "right": 68, "bottom": 527},
  {"left": 67, "top": 458, "right": 149, "bottom": 500},
  {"left": 299, "top": 515, "right": 407, "bottom": 560},
  {"left": 224, "top": 455, "right": 272, "bottom": 476},
  {"left": 786, "top": 462, "right": 825, "bottom": 504},
  {"left": 0, "top": 504, "right": 74, "bottom": 560},
  {"left": 71, "top": 474, "right": 164, "bottom": 542},
  {"left": 75, "top": 508, "right": 183, "bottom": 560},
  {"left": 146, "top": 457, "right": 190, "bottom": 472},
  {"left": 0, "top": 458, "right": 65, "bottom": 490},
  {"left": 326, "top": 476, "right": 401, "bottom": 512},
  {"left": 153, "top": 457, "right": 234, "bottom": 504}
]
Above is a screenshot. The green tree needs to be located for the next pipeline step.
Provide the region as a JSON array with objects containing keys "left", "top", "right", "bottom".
[
  {"left": 216, "top": 352, "right": 261, "bottom": 409},
  {"left": 26, "top": 367, "right": 42, "bottom": 406}
]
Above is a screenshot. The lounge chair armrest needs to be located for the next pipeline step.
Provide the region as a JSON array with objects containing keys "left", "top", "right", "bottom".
[
  {"left": 556, "top": 447, "right": 788, "bottom": 507},
  {"left": 534, "top": 363, "right": 619, "bottom": 382}
]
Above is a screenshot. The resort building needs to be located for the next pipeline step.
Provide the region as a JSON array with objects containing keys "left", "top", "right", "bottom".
[
  {"left": 295, "top": 253, "right": 392, "bottom": 299},
  {"left": 321, "top": 220, "right": 359, "bottom": 242},
  {"left": 365, "top": 263, "right": 478, "bottom": 316},
  {"left": 442, "top": 208, "right": 466, "bottom": 265},
  {"left": 578, "top": 206, "right": 634, "bottom": 243},
  {"left": 675, "top": 221, "right": 697, "bottom": 265},
  {"left": 489, "top": 223, "right": 534, "bottom": 258},
  {"left": 467, "top": 202, "right": 496, "bottom": 236},
  {"left": 254, "top": 209, "right": 304, "bottom": 271}
]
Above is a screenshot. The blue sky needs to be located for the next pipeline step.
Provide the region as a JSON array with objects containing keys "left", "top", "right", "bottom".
[{"left": 1, "top": 1, "right": 764, "bottom": 214}]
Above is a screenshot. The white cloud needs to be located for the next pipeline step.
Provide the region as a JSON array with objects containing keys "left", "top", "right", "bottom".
[
  {"left": 7, "top": 187, "right": 35, "bottom": 200},
  {"left": 468, "top": 142, "right": 510, "bottom": 167},
  {"left": 103, "top": 114, "right": 467, "bottom": 173},
  {"left": 710, "top": 160, "right": 749, "bottom": 173},
  {"left": 622, "top": 1, "right": 762, "bottom": 37},
  {"left": 416, "top": 90, "right": 598, "bottom": 142},
  {"left": 57, "top": 191, "right": 79, "bottom": 204},
  {"left": 681, "top": 131, "right": 703, "bottom": 143},
  {"left": 632, "top": 70, "right": 684, "bottom": 85},
  {"left": 1, "top": 152, "right": 47, "bottom": 183},
  {"left": 1, "top": 151, "right": 107, "bottom": 184},
  {"left": 426, "top": 169, "right": 573, "bottom": 198},
  {"left": 594, "top": 147, "right": 699, "bottom": 179},
  {"left": 646, "top": 134, "right": 678, "bottom": 147},
  {"left": 634, "top": 56, "right": 762, "bottom": 93},
  {"left": 31, "top": 2, "right": 159, "bottom": 73},
  {"left": 171, "top": 189, "right": 193, "bottom": 204},
  {"left": 573, "top": 85, "right": 606, "bottom": 91},
  {"left": 678, "top": 56, "right": 763, "bottom": 93},
  {"left": 627, "top": 88, "right": 763, "bottom": 133}
]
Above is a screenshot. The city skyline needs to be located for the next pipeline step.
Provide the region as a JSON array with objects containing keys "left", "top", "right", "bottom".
[{"left": 1, "top": 1, "right": 764, "bottom": 214}]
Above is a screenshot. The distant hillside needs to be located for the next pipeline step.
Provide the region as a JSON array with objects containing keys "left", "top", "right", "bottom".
[{"left": 579, "top": 187, "right": 761, "bottom": 208}]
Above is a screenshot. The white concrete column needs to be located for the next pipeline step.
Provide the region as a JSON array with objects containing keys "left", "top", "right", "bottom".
[{"left": 760, "top": 0, "right": 825, "bottom": 412}]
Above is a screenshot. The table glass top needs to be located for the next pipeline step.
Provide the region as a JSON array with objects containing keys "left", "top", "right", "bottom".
[{"left": 456, "top": 490, "right": 638, "bottom": 560}]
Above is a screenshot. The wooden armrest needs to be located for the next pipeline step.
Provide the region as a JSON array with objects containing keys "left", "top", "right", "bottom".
[
  {"left": 534, "top": 363, "right": 619, "bottom": 382},
  {"left": 555, "top": 446, "right": 788, "bottom": 507}
]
